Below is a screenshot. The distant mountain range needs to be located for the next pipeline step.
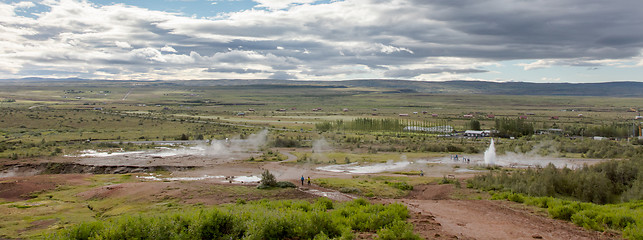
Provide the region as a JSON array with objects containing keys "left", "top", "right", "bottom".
[
  {"left": 340, "top": 80, "right": 643, "bottom": 97},
  {"left": 2, "top": 78, "right": 642, "bottom": 97}
]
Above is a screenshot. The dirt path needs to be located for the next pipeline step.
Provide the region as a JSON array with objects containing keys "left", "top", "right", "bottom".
[
  {"left": 406, "top": 199, "right": 614, "bottom": 240},
  {"left": 393, "top": 184, "right": 616, "bottom": 240}
]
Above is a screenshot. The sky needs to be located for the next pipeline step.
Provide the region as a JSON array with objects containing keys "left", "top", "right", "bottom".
[{"left": 1, "top": 0, "right": 643, "bottom": 83}]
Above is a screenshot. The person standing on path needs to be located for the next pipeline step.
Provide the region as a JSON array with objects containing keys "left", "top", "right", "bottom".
[
  {"left": 301, "top": 175, "right": 305, "bottom": 185},
  {"left": 307, "top": 176, "right": 311, "bottom": 186}
]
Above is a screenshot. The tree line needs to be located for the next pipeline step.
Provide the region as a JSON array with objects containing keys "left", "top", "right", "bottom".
[
  {"left": 468, "top": 157, "right": 643, "bottom": 204},
  {"left": 315, "top": 118, "right": 449, "bottom": 134}
]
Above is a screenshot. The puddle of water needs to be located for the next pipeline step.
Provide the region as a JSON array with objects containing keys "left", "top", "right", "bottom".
[
  {"left": 230, "top": 176, "right": 261, "bottom": 183},
  {"left": 69, "top": 149, "right": 146, "bottom": 157},
  {"left": 454, "top": 168, "right": 483, "bottom": 173},
  {"left": 136, "top": 174, "right": 261, "bottom": 184},
  {"left": 305, "top": 189, "right": 353, "bottom": 201},
  {"left": 136, "top": 174, "right": 225, "bottom": 181},
  {"left": 316, "top": 161, "right": 412, "bottom": 174}
]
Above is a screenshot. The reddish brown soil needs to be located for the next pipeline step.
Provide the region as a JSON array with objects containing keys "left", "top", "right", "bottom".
[
  {"left": 0, "top": 174, "right": 89, "bottom": 201},
  {"left": 19, "top": 218, "right": 59, "bottom": 233},
  {"left": 406, "top": 183, "right": 454, "bottom": 200},
  {"left": 76, "top": 180, "right": 317, "bottom": 205},
  {"left": 394, "top": 184, "right": 619, "bottom": 240}
]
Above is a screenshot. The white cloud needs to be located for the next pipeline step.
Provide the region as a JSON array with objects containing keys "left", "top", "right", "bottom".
[
  {"left": 253, "top": 0, "right": 318, "bottom": 10},
  {"left": 378, "top": 43, "right": 414, "bottom": 54},
  {"left": 115, "top": 41, "right": 132, "bottom": 49},
  {"left": 14, "top": 2, "right": 36, "bottom": 9},
  {"left": 161, "top": 45, "right": 177, "bottom": 52},
  {"left": 517, "top": 58, "right": 628, "bottom": 70},
  {"left": 516, "top": 60, "right": 555, "bottom": 70}
]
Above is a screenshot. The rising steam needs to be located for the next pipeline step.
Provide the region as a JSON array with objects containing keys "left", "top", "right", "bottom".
[{"left": 484, "top": 138, "right": 496, "bottom": 165}]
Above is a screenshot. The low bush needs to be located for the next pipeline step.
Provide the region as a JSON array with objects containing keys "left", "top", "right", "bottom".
[
  {"left": 507, "top": 193, "right": 525, "bottom": 203},
  {"left": 339, "top": 187, "right": 361, "bottom": 194},
  {"left": 387, "top": 181, "right": 413, "bottom": 191},
  {"left": 571, "top": 210, "right": 603, "bottom": 231},
  {"left": 438, "top": 176, "right": 455, "bottom": 185},
  {"left": 276, "top": 181, "right": 296, "bottom": 188},
  {"left": 376, "top": 220, "right": 422, "bottom": 240},
  {"left": 548, "top": 204, "right": 577, "bottom": 221}
]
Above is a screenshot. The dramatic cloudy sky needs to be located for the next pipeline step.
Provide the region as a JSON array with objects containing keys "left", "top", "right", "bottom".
[{"left": 2, "top": 0, "right": 643, "bottom": 82}]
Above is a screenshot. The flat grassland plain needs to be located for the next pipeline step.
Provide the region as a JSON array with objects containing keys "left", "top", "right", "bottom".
[{"left": 1, "top": 80, "right": 642, "bottom": 239}]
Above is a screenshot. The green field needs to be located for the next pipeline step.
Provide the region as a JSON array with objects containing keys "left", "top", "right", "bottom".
[{"left": 2, "top": 80, "right": 641, "bottom": 159}]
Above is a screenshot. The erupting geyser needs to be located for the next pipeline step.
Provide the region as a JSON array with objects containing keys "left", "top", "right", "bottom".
[{"left": 484, "top": 138, "right": 496, "bottom": 165}]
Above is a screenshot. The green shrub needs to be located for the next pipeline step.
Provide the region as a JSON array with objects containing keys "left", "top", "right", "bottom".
[
  {"left": 339, "top": 187, "right": 361, "bottom": 194},
  {"left": 276, "top": 181, "right": 296, "bottom": 188},
  {"left": 524, "top": 197, "right": 552, "bottom": 208},
  {"left": 192, "top": 210, "right": 245, "bottom": 239},
  {"left": 624, "top": 223, "right": 643, "bottom": 240},
  {"left": 598, "top": 213, "right": 636, "bottom": 229},
  {"left": 387, "top": 181, "right": 413, "bottom": 191},
  {"left": 548, "top": 205, "right": 576, "bottom": 221},
  {"left": 439, "top": 176, "right": 455, "bottom": 185},
  {"left": 313, "top": 231, "right": 331, "bottom": 240},
  {"left": 338, "top": 227, "right": 355, "bottom": 240},
  {"left": 247, "top": 213, "right": 294, "bottom": 240},
  {"left": 376, "top": 220, "right": 422, "bottom": 240},
  {"left": 314, "top": 198, "right": 334, "bottom": 210},
  {"left": 352, "top": 198, "right": 369, "bottom": 206},
  {"left": 56, "top": 221, "right": 104, "bottom": 240},
  {"left": 571, "top": 210, "right": 603, "bottom": 231},
  {"left": 507, "top": 193, "right": 525, "bottom": 203},
  {"left": 491, "top": 192, "right": 510, "bottom": 200},
  {"left": 347, "top": 211, "right": 371, "bottom": 231}
]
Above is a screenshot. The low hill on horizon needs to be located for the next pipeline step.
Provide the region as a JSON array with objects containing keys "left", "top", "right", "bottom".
[{"left": 2, "top": 78, "right": 642, "bottom": 97}]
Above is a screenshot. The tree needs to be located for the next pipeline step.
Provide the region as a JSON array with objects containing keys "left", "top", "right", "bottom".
[
  {"left": 260, "top": 170, "right": 277, "bottom": 187},
  {"left": 494, "top": 118, "right": 534, "bottom": 138},
  {"left": 469, "top": 120, "right": 481, "bottom": 130}
]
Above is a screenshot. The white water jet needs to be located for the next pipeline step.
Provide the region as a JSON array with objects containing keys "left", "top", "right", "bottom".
[{"left": 484, "top": 138, "right": 496, "bottom": 165}]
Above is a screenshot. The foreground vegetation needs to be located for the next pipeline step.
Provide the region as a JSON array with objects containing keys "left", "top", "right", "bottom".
[{"left": 52, "top": 198, "right": 420, "bottom": 240}]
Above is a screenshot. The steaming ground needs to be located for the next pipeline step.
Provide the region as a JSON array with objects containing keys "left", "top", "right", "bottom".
[
  {"left": 4, "top": 135, "right": 606, "bottom": 195},
  {"left": 63, "top": 130, "right": 268, "bottom": 167},
  {"left": 61, "top": 133, "right": 602, "bottom": 177}
]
